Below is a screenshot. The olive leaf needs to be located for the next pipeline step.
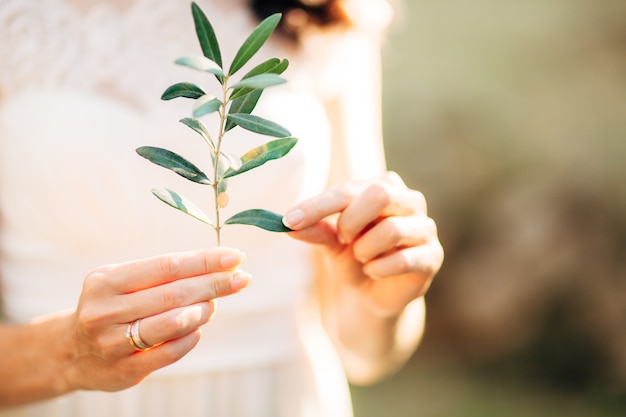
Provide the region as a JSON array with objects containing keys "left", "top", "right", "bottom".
[
  {"left": 227, "top": 113, "right": 291, "bottom": 137},
  {"left": 228, "top": 13, "right": 281, "bottom": 76},
  {"left": 138, "top": 3, "right": 296, "bottom": 245},
  {"left": 225, "top": 58, "right": 289, "bottom": 131},
  {"left": 224, "top": 137, "right": 298, "bottom": 178},
  {"left": 219, "top": 151, "right": 243, "bottom": 172},
  {"left": 161, "top": 82, "right": 206, "bottom": 100},
  {"left": 152, "top": 188, "right": 214, "bottom": 226},
  {"left": 179, "top": 117, "right": 214, "bottom": 150},
  {"left": 269, "top": 58, "right": 289, "bottom": 75},
  {"left": 175, "top": 56, "right": 226, "bottom": 78},
  {"left": 229, "top": 58, "right": 289, "bottom": 101},
  {"left": 192, "top": 95, "right": 222, "bottom": 118},
  {"left": 191, "top": 2, "right": 222, "bottom": 68},
  {"left": 136, "top": 146, "right": 212, "bottom": 185},
  {"left": 225, "top": 90, "right": 264, "bottom": 132},
  {"left": 230, "top": 74, "right": 286, "bottom": 91},
  {"left": 210, "top": 151, "right": 230, "bottom": 195},
  {"left": 225, "top": 209, "right": 291, "bottom": 232}
]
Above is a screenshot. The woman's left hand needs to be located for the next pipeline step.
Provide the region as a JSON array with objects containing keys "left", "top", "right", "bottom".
[{"left": 282, "top": 172, "right": 444, "bottom": 317}]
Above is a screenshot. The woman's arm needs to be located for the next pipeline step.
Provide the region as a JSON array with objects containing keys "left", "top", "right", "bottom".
[
  {"left": 0, "top": 247, "right": 249, "bottom": 407},
  {"left": 284, "top": 19, "right": 443, "bottom": 384},
  {"left": 0, "top": 312, "right": 76, "bottom": 405},
  {"left": 317, "top": 272, "right": 429, "bottom": 385},
  {"left": 285, "top": 174, "right": 442, "bottom": 384}
]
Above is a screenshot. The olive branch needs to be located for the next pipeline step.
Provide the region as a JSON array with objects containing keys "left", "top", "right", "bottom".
[{"left": 137, "top": 2, "right": 297, "bottom": 246}]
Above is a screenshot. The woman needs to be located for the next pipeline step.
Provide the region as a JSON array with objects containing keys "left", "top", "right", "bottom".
[{"left": 0, "top": 0, "right": 443, "bottom": 416}]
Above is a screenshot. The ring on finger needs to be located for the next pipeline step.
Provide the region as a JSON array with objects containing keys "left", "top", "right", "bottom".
[{"left": 125, "top": 319, "right": 153, "bottom": 351}]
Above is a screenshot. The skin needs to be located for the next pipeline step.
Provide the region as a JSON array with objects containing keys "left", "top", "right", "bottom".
[
  {"left": 0, "top": 173, "right": 442, "bottom": 407},
  {"left": 0, "top": 247, "right": 249, "bottom": 407},
  {"left": 284, "top": 171, "right": 444, "bottom": 384}
]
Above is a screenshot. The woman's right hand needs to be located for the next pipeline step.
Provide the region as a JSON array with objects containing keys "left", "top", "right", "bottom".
[{"left": 64, "top": 247, "right": 249, "bottom": 392}]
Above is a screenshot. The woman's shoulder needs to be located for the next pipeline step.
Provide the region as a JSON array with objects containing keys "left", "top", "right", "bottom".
[{"left": 343, "top": 0, "right": 395, "bottom": 34}]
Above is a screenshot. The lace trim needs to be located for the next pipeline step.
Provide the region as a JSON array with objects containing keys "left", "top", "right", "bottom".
[
  {"left": 0, "top": 0, "right": 233, "bottom": 107},
  {"left": 0, "top": 0, "right": 391, "bottom": 106}
]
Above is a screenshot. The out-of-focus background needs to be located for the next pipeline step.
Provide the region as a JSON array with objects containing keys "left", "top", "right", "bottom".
[{"left": 351, "top": 0, "right": 626, "bottom": 415}]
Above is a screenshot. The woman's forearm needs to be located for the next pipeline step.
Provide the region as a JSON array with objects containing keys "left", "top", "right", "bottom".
[
  {"left": 0, "top": 247, "right": 251, "bottom": 408},
  {"left": 337, "top": 294, "right": 425, "bottom": 385},
  {"left": 0, "top": 312, "right": 75, "bottom": 407},
  {"left": 318, "top": 275, "right": 426, "bottom": 385}
]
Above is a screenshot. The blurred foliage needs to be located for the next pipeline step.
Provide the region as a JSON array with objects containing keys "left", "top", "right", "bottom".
[
  {"left": 352, "top": 353, "right": 626, "bottom": 417},
  {"left": 352, "top": 0, "right": 626, "bottom": 415}
]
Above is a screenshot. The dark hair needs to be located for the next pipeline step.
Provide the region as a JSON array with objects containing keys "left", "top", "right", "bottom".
[{"left": 250, "top": 0, "right": 351, "bottom": 42}]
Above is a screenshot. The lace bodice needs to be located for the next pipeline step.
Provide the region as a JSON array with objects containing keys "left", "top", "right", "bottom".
[
  {"left": 0, "top": 0, "right": 392, "bottom": 104},
  {"left": 1, "top": 0, "right": 273, "bottom": 108}
]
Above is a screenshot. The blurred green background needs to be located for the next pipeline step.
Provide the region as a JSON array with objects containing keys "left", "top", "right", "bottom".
[{"left": 351, "top": 0, "right": 626, "bottom": 415}]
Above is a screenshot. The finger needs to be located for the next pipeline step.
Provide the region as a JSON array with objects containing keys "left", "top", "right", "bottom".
[
  {"left": 107, "top": 301, "right": 214, "bottom": 357},
  {"left": 362, "top": 240, "right": 444, "bottom": 280},
  {"left": 384, "top": 170, "right": 407, "bottom": 187},
  {"left": 281, "top": 172, "right": 401, "bottom": 230},
  {"left": 282, "top": 183, "right": 354, "bottom": 230},
  {"left": 126, "top": 301, "right": 215, "bottom": 350},
  {"left": 282, "top": 174, "right": 426, "bottom": 234},
  {"left": 120, "top": 269, "right": 251, "bottom": 322},
  {"left": 379, "top": 171, "right": 428, "bottom": 216},
  {"left": 95, "top": 247, "right": 246, "bottom": 294},
  {"left": 337, "top": 184, "right": 426, "bottom": 244},
  {"left": 124, "top": 329, "right": 204, "bottom": 375},
  {"left": 353, "top": 215, "right": 436, "bottom": 263},
  {"left": 81, "top": 328, "right": 203, "bottom": 391}
]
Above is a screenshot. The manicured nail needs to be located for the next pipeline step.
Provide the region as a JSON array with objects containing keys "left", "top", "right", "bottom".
[
  {"left": 230, "top": 271, "right": 251, "bottom": 291},
  {"left": 220, "top": 251, "right": 245, "bottom": 269},
  {"left": 282, "top": 208, "right": 304, "bottom": 229}
]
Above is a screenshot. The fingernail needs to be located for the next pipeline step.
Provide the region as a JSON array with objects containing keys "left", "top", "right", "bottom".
[
  {"left": 282, "top": 209, "right": 304, "bottom": 229},
  {"left": 220, "top": 251, "right": 245, "bottom": 269},
  {"left": 230, "top": 271, "right": 251, "bottom": 291}
]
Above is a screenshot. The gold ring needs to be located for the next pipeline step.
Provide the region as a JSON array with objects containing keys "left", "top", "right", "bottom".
[{"left": 125, "top": 319, "right": 152, "bottom": 351}]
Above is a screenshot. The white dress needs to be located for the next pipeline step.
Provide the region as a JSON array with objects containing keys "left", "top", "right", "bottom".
[{"left": 0, "top": 0, "right": 391, "bottom": 416}]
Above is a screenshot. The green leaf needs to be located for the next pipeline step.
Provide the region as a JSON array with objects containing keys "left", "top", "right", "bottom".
[
  {"left": 224, "top": 137, "right": 298, "bottom": 178},
  {"left": 179, "top": 117, "right": 215, "bottom": 150},
  {"left": 191, "top": 2, "right": 222, "bottom": 68},
  {"left": 175, "top": 56, "right": 225, "bottom": 77},
  {"left": 271, "top": 58, "right": 289, "bottom": 75},
  {"left": 230, "top": 74, "right": 286, "bottom": 90},
  {"left": 225, "top": 90, "right": 263, "bottom": 132},
  {"left": 136, "top": 146, "right": 211, "bottom": 185},
  {"left": 193, "top": 95, "right": 222, "bottom": 118},
  {"left": 217, "top": 178, "right": 228, "bottom": 194},
  {"left": 225, "top": 58, "right": 290, "bottom": 131},
  {"left": 243, "top": 58, "right": 289, "bottom": 78},
  {"left": 227, "top": 113, "right": 291, "bottom": 137},
  {"left": 228, "top": 13, "right": 281, "bottom": 76},
  {"left": 211, "top": 153, "right": 229, "bottom": 194},
  {"left": 152, "top": 188, "right": 214, "bottom": 226},
  {"left": 161, "top": 82, "right": 206, "bottom": 100},
  {"left": 229, "top": 58, "right": 289, "bottom": 101},
  {"left": 244, "top": 57, "right": 282, "bottom": 76},
  {"left": 225, "top": 209, "right": 292, "bottom": 232},
  {"left": 220, "top": 151, "right": 243, "bottom": 172}
]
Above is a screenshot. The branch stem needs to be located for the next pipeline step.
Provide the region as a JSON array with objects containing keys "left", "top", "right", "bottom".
[{"left": 213, "top": 75, "right": 231, "bottom": 246}]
